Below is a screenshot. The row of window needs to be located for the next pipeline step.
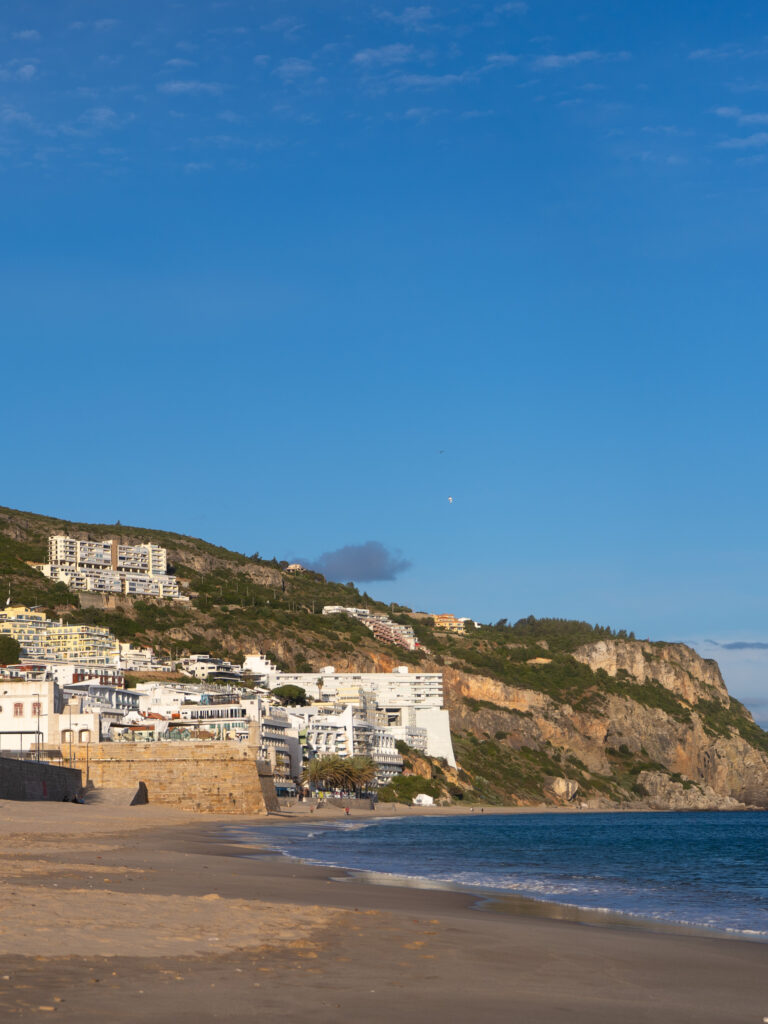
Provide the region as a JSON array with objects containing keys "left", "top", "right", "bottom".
[{"left": 4, "top": 702, "right": 43, "bottom": 717}]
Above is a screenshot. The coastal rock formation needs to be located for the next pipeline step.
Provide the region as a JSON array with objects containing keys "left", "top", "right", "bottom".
[
  {"left": 3, "top": 504, "right": 768, "bottom": 811},
  {"left": 439, "top": 640, "right": 768, "bottom": 810},
  {"left": 572, "top": 639, "right": 729, "bottom": 706}
]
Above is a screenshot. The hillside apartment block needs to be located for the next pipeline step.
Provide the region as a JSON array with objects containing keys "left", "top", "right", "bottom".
[
  {"left": 322, "top": 605, "right": 421, "bottom": 651},
  {"left": 31, "top": 535, "right": 182, "bottom": 599}
]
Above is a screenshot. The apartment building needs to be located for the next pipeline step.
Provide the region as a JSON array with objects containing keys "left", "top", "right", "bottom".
[
  {"left": 0, "top": 606, "right": 120, "bottom": 665},
  {"left": 322, "top": 605, "right": 420, "bottom": 650},
  {"left": 253, "top": 659, "right": 455, "bottom": 767},
  {"left": 35, "top": 535, "right": 181, "bottom": 599},
  {"left": 291, "top": 704, "right": 404, "bottom": 784}
]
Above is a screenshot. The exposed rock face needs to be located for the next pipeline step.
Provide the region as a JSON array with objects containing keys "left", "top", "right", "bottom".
[
  {"left": 438, "top": 640, "right": 768, "bottom": 810},
  {"left": 634, "top": 771, "right": 742, "bottom": 811},
  {"left": 572, "top": 639, "right": 729, "bottom": 706},
  {"left": 545, "top": 777, "right": 580, "bottom": 801}
]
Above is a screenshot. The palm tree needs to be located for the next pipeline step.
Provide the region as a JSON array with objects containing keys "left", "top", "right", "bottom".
[{"left": 347, "top": 756, "right": 377, "bottom": 794}]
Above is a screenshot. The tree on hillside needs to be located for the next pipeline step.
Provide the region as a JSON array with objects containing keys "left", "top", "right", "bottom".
[
  {"left": 0, "top": 635, "right": 21, "bottom": 665},
  {"left": 272, "top": 684, "right": 308, "bottom": 706}
]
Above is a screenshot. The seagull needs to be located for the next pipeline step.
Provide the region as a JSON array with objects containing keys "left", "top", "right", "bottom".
[{"left": 448, "top": 496, "right": 453, "bottom": 504}]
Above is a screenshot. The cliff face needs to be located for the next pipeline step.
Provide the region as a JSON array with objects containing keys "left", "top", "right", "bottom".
[
  {"left": 438, "top": 640, "right": 768, "bottom": 810},
  {"left": 572, "top": 639, "right": 729, "bottom": 706},
  {"left": 3, "top": 506, "right": 768, "bottom": 810}
]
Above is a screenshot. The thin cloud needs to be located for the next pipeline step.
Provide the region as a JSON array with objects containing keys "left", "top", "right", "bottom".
[
  {"left": 165, "top": 58, "right": 197, "bottom": 68},
  {"left": 486, "top": 53, "right": 519, "bottom": 67},
  {"left": 534, "top": 50, "right": 630, "bottom": 70},
  {"left": 274, "top": 58, "right": 314, "bottom": 82},
  {"left": 0, "top": 104, "right": 34, "bottom": 126},
  {"left": 715, "top": 105, "right": 768, "bottom": 125},
  {"left": 353, "top": 44, "right": 415, "bottom": 67},
  {"left": 261, "top": 17, "right": 304, "bottom": 38},
  {"left": 16, "top": 64, "right": 37, "bottom": 81},
  {"left": 12, "top": 29, "right": 40, "bottom": 41},
  {"left": 157, "top": 80, "right": 224, "bottom": 95},
  {"left": 393, "top": 71, "right": 469, "bottom": 89},
  {"left": 689, "top": 44, "right": 764, "bottom": 61},
  {"left": 305, "top": 541, "right": 412, "bottom": 583},
  {"left": 378, "top": 6, "right": 434, "bottom": 30},
  {"left": 719, "top": 132, "right": 768, "bottom": 149}
]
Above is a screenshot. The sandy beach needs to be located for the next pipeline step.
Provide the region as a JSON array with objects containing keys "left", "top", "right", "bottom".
[{"left": 1, "top": 799, "right": 767, "bottom": 1023}]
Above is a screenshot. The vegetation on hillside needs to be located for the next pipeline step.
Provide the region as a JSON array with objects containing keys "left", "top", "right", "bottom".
[{"left": 2, "top": 504, "right": 768, "bottom": 806}]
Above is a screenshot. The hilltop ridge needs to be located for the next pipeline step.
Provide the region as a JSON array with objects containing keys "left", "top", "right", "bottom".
[{"left": 2, "top": 504, "right": 768, "bottom": 809}]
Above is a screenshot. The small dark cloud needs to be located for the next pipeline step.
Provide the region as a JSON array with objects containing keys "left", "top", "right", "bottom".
[
  {"left": 305, "top": 541, "right": 411, "bottom": 582},
  {"left": 719, "top": 641, "right": 768, "bottom": 650}
]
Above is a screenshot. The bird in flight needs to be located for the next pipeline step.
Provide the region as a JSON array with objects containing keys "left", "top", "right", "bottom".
[{"left": 448, "top": 496, "right": 453, "bottom": 504}]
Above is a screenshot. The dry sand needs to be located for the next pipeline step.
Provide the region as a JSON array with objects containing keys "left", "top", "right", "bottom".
[{"left": 0, "top": 798, "right": 766, "bottom": 1023}]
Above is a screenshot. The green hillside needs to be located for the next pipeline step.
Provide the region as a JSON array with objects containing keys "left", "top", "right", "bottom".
[{"left": 2, "top": 504, "right": 768, "bottom": 809}]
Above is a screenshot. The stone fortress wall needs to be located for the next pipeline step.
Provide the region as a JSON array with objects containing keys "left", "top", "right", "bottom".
[{"left": 69, "top": 741, "right": 279, "bottom": 814}]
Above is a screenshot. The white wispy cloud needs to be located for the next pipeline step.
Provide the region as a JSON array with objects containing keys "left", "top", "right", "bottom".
[
  {"left": 274, "top": 58, "right": 314, "bottom": 82},
  {"left": 16, "top": 63, "right": 37, "bottom": 80},
  {"left": 352, "top": 44, "right": 415, "bottom": 67},
  {"left": 485, "top": 53, "right": 519, "bottom": 67},
  {"left": 496, "top": 1, "right": 527, "bottom": 11},
  {"left": 715, "top": 105, "right": 768, "bottom": 125},
  {"left": 719, "top": 132, "right": 768, "bottom": 149},
  {"left": 534, "top": 50, "right": 630, "bottom": 70},
  {"left": 0, "top": 61, "right": 38, "bottom": 81},
  {"left": 157, "top": 80, "right": 224, "bottom": 95},
  {"left": 378, "top": 6, "right": 434, "bottom": 30},
  {"left": 0, "top": 104, "right": 34, "bottom": 126},
  {"left": 688, "top": 44, "right": 764, "bottom": 62},
  {"left": 253, "top": 55, "right": 270, "bottom": 67},
  {"left": 393, "top": 71, "right": 468, "bottom": 89},
  {"left": 260, "top": 17, "right": 304, "bottom": 38},
  {"left": 82, "top": 106, "right": 117, "bottom": 127},
  {"left": 12, "top": 29, "right": 40, "bottom": 41},
  {"left": 165, "top": 58, "right": 196, "bottom": 68}
]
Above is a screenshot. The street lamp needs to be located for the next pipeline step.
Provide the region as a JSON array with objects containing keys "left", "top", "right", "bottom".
[{"left": 33, "top": 692, "right": 40, "bottom": 762}]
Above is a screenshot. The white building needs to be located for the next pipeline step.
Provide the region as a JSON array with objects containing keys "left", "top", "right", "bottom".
[
  {"left": 290, "top": 704, "right": 404, "bottom": 784},
  {"left": 322, "top": 606, "right": 421, "bottom": 651},
  {"left": 180, "top": 654, "right": 242, "bottom": 681},
  {"left": 34, "top": 535, "right": 182, "bottom": 599},
  {"left": 243, "top": 656, "right": 455, "bottom": 767},
  {"left": 0, "top": 674, "right": 103, "bottom": 757}
]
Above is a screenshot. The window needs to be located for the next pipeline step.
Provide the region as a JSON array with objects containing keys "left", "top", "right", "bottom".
[
  {"left": 13, "top": 703, "right": 23, "bottom": 718},
  {"left": 32, "top": 702, "right": 42, "bottom": 716}
]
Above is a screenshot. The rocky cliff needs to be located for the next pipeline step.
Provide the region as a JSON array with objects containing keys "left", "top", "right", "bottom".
[
  {"left": 439, "top": 638, "right": 768, "bottom": 809},
  {"left": 2, "top": 506, "right": 767, "bottom": 810}
]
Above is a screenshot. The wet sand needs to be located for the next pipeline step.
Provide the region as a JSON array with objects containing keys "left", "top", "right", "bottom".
[{"left": 1, "top": 799, "right": 767, "bottom": 1023}]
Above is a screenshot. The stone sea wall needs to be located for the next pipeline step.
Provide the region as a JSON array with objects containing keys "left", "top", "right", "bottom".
[
  {"left": 0, "top": 755, "right": 83, "bottom": 802},
  {"left": 69, "top": 741, "right": 278, "bottom": 814}
]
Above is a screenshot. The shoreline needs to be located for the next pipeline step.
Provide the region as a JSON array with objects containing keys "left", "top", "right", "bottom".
[
  {"left": 225, "top": 805, "right": 768, "bottom": 945},
  {"left": 1, "top": 799, "right": 767, "bottom": 1022}
]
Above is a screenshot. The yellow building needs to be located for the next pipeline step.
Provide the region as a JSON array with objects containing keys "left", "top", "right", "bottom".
[
  {"left": 432, "top": 613, "right": 466, "bottom": 634},
  {"left": 0, "top": 606, "right": 119, "bottom": 665}
]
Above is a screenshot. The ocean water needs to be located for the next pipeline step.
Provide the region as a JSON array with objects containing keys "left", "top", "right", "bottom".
[{"left": 234, "top": 811, "right": 768, "bottom": 939}]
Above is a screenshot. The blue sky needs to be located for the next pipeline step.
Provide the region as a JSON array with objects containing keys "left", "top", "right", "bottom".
[{"left": 3, "top": 1, "right": 768, "bottom": 719}]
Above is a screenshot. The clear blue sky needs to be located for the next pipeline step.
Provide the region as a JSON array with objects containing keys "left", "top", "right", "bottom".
[{"left": 3, "top": 2, "right": 768, "bottom": 718}]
